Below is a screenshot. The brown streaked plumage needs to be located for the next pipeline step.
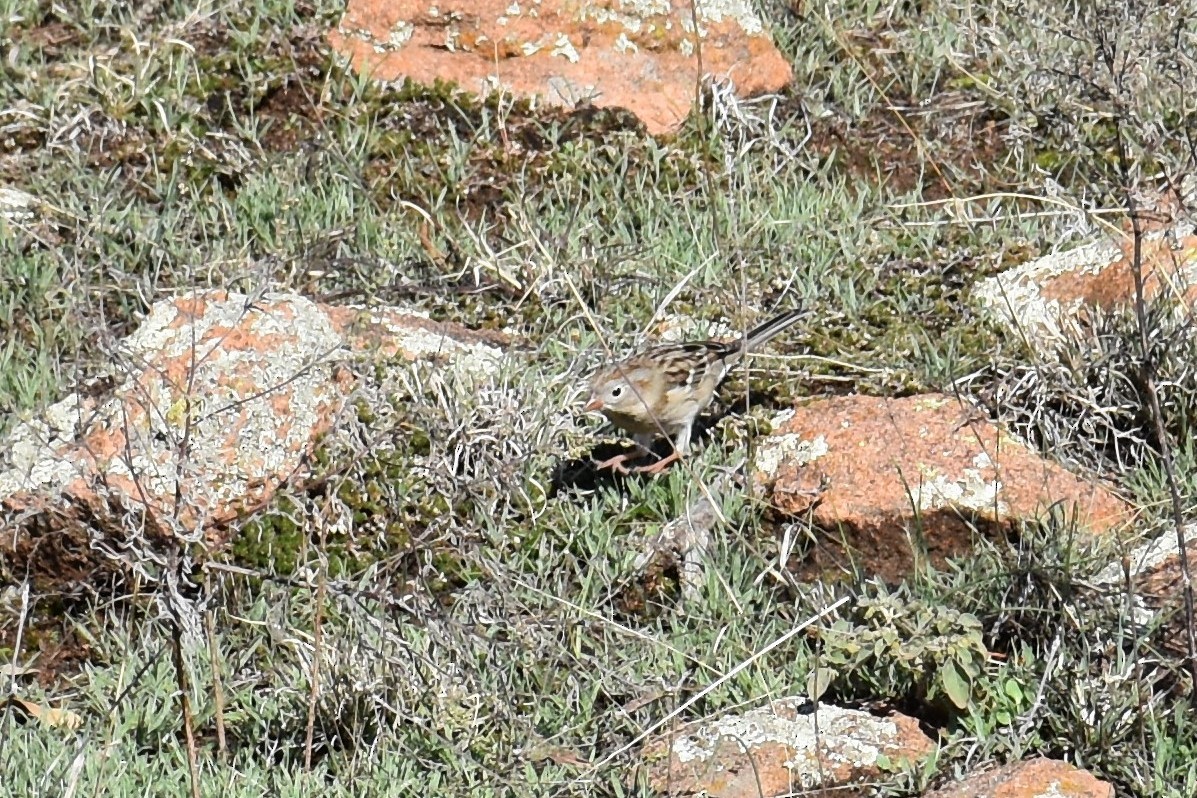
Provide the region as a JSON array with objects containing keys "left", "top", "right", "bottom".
[{"left": 583, "top": 309, "right": 804, "bottom": 473}]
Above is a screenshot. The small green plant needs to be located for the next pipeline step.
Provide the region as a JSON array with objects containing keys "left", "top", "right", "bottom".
[{"left": 807, "top": 585, "right": 989, "bottom": 713}]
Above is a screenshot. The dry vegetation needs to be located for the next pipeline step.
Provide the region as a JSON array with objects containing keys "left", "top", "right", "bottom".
[{"left": 3, "top": 0, "right": 1197, "bottom": 796}]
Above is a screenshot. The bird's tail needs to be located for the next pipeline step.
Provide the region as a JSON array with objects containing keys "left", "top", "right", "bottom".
[{"left": 741, "top": 308, "right": 805, "bottom": 351}]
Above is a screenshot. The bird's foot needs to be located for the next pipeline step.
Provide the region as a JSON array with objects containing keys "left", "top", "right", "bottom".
[
  {"left": 633, "top": 451, "right": 681, "bottom": 476},
  {"left": 593, "top": 452, "right": 637, "bottom": 474}
]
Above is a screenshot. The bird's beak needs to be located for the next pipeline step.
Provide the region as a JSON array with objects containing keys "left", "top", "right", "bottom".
[{"left": 583, "top": 397, "right": 603, "bottom": 413}]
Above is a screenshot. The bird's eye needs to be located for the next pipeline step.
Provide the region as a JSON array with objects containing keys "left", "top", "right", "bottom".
[{"left": 610, "top": 385, "right": 624, "bottom": 398}]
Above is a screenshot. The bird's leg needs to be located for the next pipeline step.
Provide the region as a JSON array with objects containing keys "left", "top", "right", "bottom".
[
  {"left": 632, "top": 424, "right": 690, "bottom": 476},
  {"left": 632, "top": 449, "right": 681, "bottom": 475},
  {"left": 593, "top": 452, "right": 637, "bottom": 474},
  {"left": 594, "top": 434, "right": 654, "bottom": 473},
  {"left": 673, "top": 424, "right": 692, "bottom": 456}
]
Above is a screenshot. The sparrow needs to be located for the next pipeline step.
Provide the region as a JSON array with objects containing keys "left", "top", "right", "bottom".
[{"left": 583, "top": 309, "right": 804, "bottom": 473}]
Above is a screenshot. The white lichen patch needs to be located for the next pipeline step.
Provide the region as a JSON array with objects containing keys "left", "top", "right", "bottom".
[
  {"left": 614, "top": 32, "right": 637, "bottom": 54},
  {"left": 973, "top": 238, "right": 1122, "bottom": 345},
  {"left": 671, "top": 700, "right": 904, "bottom": 790},
  {"left": 613, "top": 0, "right": 670, "bottom": 15},
  {"left": 388, "top": 20, "right": 415, "bottom": 49},
  {"left": 677, "top": 17, "right": 705, "bottom": 37},
  {"left": 1091, "top": 526, "right": 1196, "bottom": 628},
  {"left": 577, "top": 0, "right": 770, "bottom": 38},
  {"left": 972, "top": 450, "right": 995, "bottom": 470},
  {"left": 121, "top": 292, "right": 341, "bottom": 369},
  {"left": 755, "top": 432, "right": 827, "bottom": 477},
  {"left": 770, "top": 407, "right": 795, "bottom": 426},
  {"left": 911, "top": 464, "right": 1005, "bottom": 516},
  {"left": 694, "top": 0, "right": 764, "bottom": 35},
  {"left": 579, "top": 0, "right": 663, "bottom": 33},
  {"left": 1093, "top": 525, "right": 1196, "bottom": 587},
  {"left": 0, "top": 186, "right": 37, "bottom": 221},
  {"left": 551, "top": 34, "right": 580, "bottom": 63},
  {"left": 365, "top": 312, "right": 504, "bottom": 380},
  {"left": 0, "top": 396, "right": 88, "bottom": 498}
]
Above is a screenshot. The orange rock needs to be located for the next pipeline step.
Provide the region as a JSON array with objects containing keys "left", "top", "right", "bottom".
[
  {"left": 641, "top": 698, "right": 933, "bottom": 798},
  {"left": 1038, "top": 234, "right": 1197, "bottom": 311},
  {"left": 327, "top": 0, "right": 793, "bottom": 135},
  {"left": 1093, "top": 524, "right": 1197, "bottom": 658},
  {"left": 924, "top": 757, "right": 1113, "bottom": 798},
  {"left": 976, "top": 179, "right": 1197, "bottom": 345},
  {"left": 0, "top": 291, "right": 507, "bottom": 539},
  {"left": 755, "top": 394, "right": 1132, "bottom": 582}
]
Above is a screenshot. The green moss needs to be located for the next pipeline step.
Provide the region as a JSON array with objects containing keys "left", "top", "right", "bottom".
[
  {"left": 1034, "top": 149, "right": 1068, "bottom": 171},
  {"left": 427, "top": 547, "right": 483, "bottom": 593},
  {"left": 232, "top": 497, "right": 304, "bottom": 575},
  {"left": 231, "top": 459, "right": 431, "bottom": 577}
]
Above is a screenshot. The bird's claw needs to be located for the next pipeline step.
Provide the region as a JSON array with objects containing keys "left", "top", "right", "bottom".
[
  {"left": 594, "top": 450, "right": 682, "bottom": 476},
  {"left": 594, "top": 453, "right": 635, "bottom": 474},
  {"left": 632, "top": 451, "right": 680, "bottom": 476}
]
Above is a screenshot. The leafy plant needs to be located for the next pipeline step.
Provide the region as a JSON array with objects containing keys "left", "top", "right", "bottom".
[{"left": 807, "top": 585, "right": 989, "bottom": 712}]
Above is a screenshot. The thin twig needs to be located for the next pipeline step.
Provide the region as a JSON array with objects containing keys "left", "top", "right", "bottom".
[
  {"left": 1110, "top": 111, "right": 1197, "bottom": 697},
  {"left": 1121, "top": 176, "right": 1197, "bottom": 699},
  {"left": 170, "top": 608, "right": 202, "bottom": 798},
  {"left": 205, "top": 579, "right": 227, "bottom": 760},
  {"left": 304, "top": 508, "right": 329, "bottom": 771}
]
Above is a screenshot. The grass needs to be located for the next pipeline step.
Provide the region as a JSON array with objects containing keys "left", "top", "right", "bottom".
[{"left": 3, "top": 0, "right": 1197, "bottom": 795}]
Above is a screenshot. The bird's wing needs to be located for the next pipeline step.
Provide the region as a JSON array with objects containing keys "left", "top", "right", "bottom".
[{"left": 639, "top": 342, "right": 736, "bottom": 389}]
